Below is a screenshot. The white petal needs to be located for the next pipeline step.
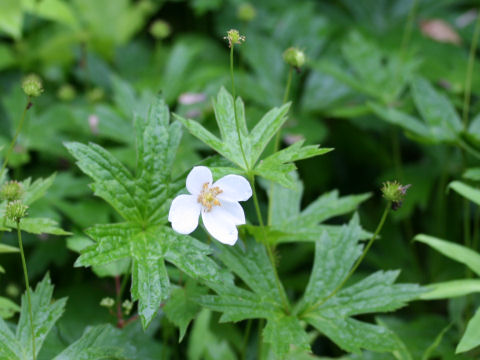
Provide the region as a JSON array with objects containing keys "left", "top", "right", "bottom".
[
  {"left": 214, "top": 175, "right": 252, "bottom": 202},
  {"left": 202, "top": 207, "right": 238, "bottom": 245},
  {"left": 219, "top": 200, "right": 246, "bottom": 225},
  {"left": 186, "top": 166, "right": 212, "bottom": 195},
  {"left": 168, "top": 194, "right": 201, "bottom": 234}
]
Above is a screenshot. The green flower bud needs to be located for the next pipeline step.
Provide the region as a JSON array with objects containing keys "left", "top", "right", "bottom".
[
  {"left": 150, "top": 19, "right": 171, "bottom": 39},
  {"left": 0, "top": 181, "right": 24, "bottom": 202},
  {"left": 87, "top": 87, "right": 105, "bottom": 103},
  {"left": 6, "top": 283, "right": 20, "bottom": 298},
  {"left": 237, "top": 3, "right": 256, "bottom": 22},
  {"left": 6, "top": 200, "right": 28, "bottom": 223},
  {"left": 100, "top": 297, "right": 115, "bottom": 308},
  {"left": 381, "top": 181, "right": 411, "bottom": 210},
  {"left": 22, "top": 74, "right": 43, "bottom": 97},
  {"left": 224, "top": 29, "right": 245, "bottom": 48},
  {"left": 57, "top": 84, "right": 76, "bottom": 102},
  {"left": 122, "top": 299, "right": 133, "bottom": 315},
  {"left": 283, "top": 47, "right": 306, "bottom": 69}
]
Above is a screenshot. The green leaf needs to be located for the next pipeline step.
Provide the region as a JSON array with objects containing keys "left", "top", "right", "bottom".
[
  {"left": 263, "top": 314, "right": 311, "bottom": 356},
  {"left": 134, "top": 99, "right": 182, "bottom": 223},
  {"left": 65, "top": 141, "right": 142, "bottom": 222},
  {"left": 420, "top": 279, "right": 480, "bottom": 300},
  {"left": 414, "top": 234, "right": 480, "bottom": 276},
  {"left": 0, "top": 316, "right": 20, "bottom": 359},
  {"left": 0, "top": 0, "right": 22, "bottom": 39},
  {"left": 449, "top": 180, "right": 480, "bottom": 206},
  {"left": 16, "top": 274, "right": 67, "bottom": 358},
  {"left": 22, "top": 173, "right": 56, "bottom": 206},
  {"left": 368, "top": 102, "right": 432, "bottom": 141},
  {"left": 68, "top": 99, "right": 229, "bottom": 329},
  {"left": 0, "top": 243, "right": 19, "bottom": 253},
  {"left": 411, "top": 77, "right": 462, "bottom": 142},
  {"left": 297, "top": 216, "right": 422, "bottom": 354},
  {"left": 456, "top": 308, "right": 480, "bottom": 354},
  {"left": 164, "top": 281, "right": 206, "bottom": 341},
  {"left": 53, "top": 324, "right": 125, "bottom": 360},
  {"left": 457, "top": 307, "right": 480, "bottom": 353},
  {"left": 17, "top": 218, "right": 71, "bottom": 235},
  {"left": 255, "top": 141, "right": 333, "bottom": 188},
  {"left": 175, "top": 87, "right": 299, "bottom": 174},
  {"left": 0, "top": 296, "right": 20, "bottom": 319}
]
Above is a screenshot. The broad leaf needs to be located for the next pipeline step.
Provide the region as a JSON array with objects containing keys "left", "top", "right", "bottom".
[
  {"left": 457, "top": 307, "right": 480, "bottom": 353},
  {"left": 197, "top": 238, "right": 307, "bottom": 358},
  {"left": 297, "top": 216, "right": 422, "bottom": 354},
  {"left": 449, "top": 180, "right": 480, "bottom": 206},
  {"left": 414, "top": 234, "right": 480, "bottom": 276},
  {"left": 68, "top": 99, "right": 226, "bottom": 328},
  {"left": 175, "top": 87, "right": 291, "bottom": 171},
  {"left": 421, "top": 279, "right": 480, "bottom": 300}
]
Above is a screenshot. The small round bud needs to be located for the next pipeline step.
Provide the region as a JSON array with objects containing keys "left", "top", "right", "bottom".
[
  {"left": 122, "top": 299, "right": 133, "bottom": 315},
  {"left": 283, "top": 47, "right": 306, "bottom": 69},
  {"left": 237, "top": 3, "right": 256, "bottom": 22},
  {"left": 100, "top": 297, "right": 115, "bottom": 308},
  {"left": 150, "top": 19, "right": 171, "bottom": 39},
  {"left": 22, "top": 74, "right": 43, "bottom": 97},
  {"left": 381, "top": 181, "right": 411, "bottom": 210},
  {"left": 6, "top": 283, "right": 20, "bottom": 298},
  {"left": 57, "top": 84, "right": 76, "bottom": 102},
  {"left": 0, "top": 181, "right": 24, "bottom": 202},
  {"left": 224, "top": 29, "right": 245, "bottom": 48},
  {"left": 6, "top": 200, "right": 28, "bottom": 223},
  {"left": 87, "top": 87, "right": 105, "bottom": 103}
]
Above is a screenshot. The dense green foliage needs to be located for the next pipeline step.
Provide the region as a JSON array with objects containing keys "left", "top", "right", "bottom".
[{"left": 1, "top": 0, "right": 480, "bottom": 358}]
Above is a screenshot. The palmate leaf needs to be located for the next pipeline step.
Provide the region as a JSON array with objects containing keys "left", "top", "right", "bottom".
[
  {"left": 0, "top": 274, "right": 67, "bottom": 360},
  {"left": 369, "top": 77, "right": 463, "bottom": 144},
  {"left": 295, "top": 216, "right": 422, "bottom": 354},
  {"left": 174, "top": 88, "right": 330, "bottom": 187},
  {"left": 267, "top": 172, "right": 371, "bottom": 243},
  {"left": 197, "top": 239, "right": 310, "bottom": 359},
  {"left": 66, "top": 99, "right": 227, "bottom": 328}
]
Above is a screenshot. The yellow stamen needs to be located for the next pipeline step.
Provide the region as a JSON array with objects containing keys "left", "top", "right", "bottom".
[{"left": 197, "top": 182, "right": 223, "bottom": 211}]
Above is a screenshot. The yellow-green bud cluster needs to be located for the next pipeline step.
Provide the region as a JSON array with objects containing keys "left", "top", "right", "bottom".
[
  {"left": 381, "top": 181, "right": 411, "bottom": 210},
  {"left": 6, "top": 200, "right": 28, "bottom": 223},
  {"left": 22, "top": 74, "right": 43, "bottom": 97},
  {"left": 122, "top": 299, "right": 133, "bottom": 315},
  {"left": 150, "top": 19, "right": 171, "bottom": 39},
  {"left": 283, "top": 47, "right": 306, "bottom": 69},
  {"left": 100, "top": 297, "right": 115, "bottom": 308},
  {"left": 237, "top": 3, "right": 256, "bottom": 22},
  {"left": 225, "top": 29, "right": 245, "bottom": 48},
  {"left": 0, "top": 181, "right": 24, "bottom": 202}
]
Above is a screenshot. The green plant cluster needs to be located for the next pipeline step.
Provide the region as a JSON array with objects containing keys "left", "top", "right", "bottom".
[{"left": 0, "top": 0, "right": 480, "bottom": 359}]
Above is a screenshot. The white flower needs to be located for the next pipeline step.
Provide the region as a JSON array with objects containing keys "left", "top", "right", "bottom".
[{"left": 168, "top": 166, "right": 252, "bottom": 245}]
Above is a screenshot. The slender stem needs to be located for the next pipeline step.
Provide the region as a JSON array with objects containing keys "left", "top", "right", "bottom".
[
  {"left": 0, "top": 98, "right": 31, "bottom": 181},
  {"left": 463, "top": 11, "right": 480, "bottom": 129},
  {"left": 17, "top": 222, "right": 36, "bottom": 360},
  {"left": 114, "top": 276, "right": 125, "bottom": 328},
  {"left": 230, "top": 45, "right": 249, "bottom": 170},
  {"left": 400, "top": 0, "right": 419, "bottom": 60},
  {"left": 267, "top": 66, "right": 294, "bottom": 226},
  {"left": 241, "top": 319, "right": 252, "bottom": 360},
  {"left": 301, "top": 202, "right": 391, "bottom": 317},
  {"left": 248, "top": 174, "right": 289, "bottom": 312}
]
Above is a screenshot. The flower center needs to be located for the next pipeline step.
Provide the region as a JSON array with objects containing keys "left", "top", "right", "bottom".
[{"left": 198, "top": 183, "right": 223, "bottom": 211}]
